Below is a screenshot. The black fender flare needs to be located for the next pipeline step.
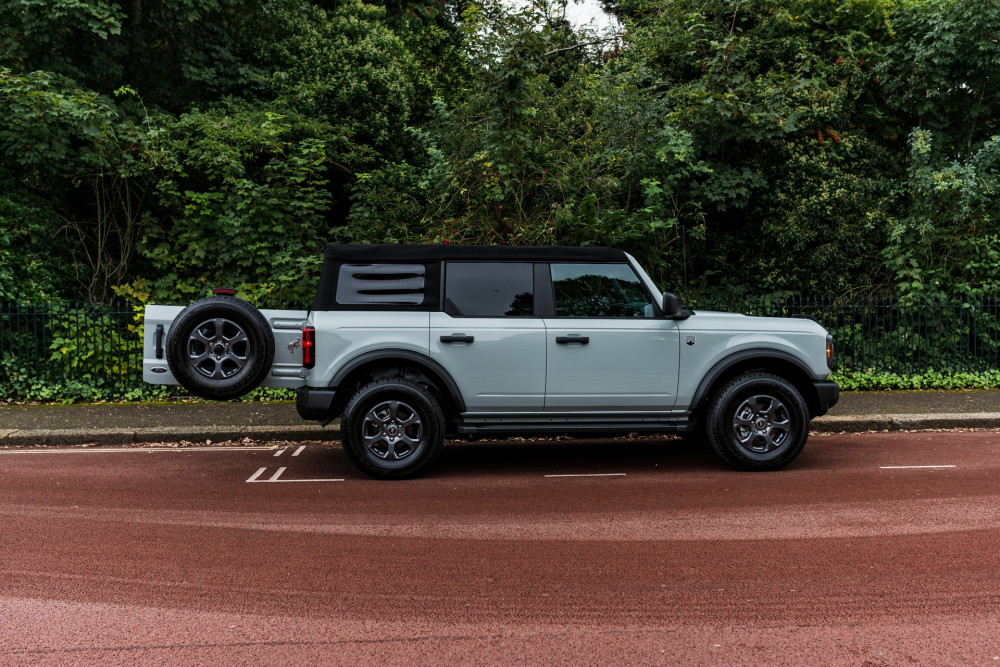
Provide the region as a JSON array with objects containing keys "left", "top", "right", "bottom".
[
  {"left": 330, "top": 349, "right": 467, "bottom": 413},
  {"left": 690, "top": 349, "right": 820, "bottom": 414}
]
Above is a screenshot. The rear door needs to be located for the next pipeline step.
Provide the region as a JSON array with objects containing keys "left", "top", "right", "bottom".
[
  {"left": 542, "top": 263, "right": 679, "bottom": 412},
  {"left": 429, "top": 262, "right": 546, "bottom": 413}
]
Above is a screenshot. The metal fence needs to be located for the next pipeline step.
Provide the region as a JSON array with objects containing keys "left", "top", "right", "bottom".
[
  {"left": 0, "top": 300, "right": 304, "bottom": 401},
  {"left": 0, "top": 301, "right": 143, "bottom": 399},
  {"left": 688, "top": 294, "right": 1000, "bottom": 375},
  {"left": 2, "top": 296, "right": 1000, "bottom": 400}
]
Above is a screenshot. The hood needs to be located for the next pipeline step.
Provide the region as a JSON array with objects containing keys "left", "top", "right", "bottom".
[{"left": 678, "top": 310, "right": 828, "bottom": 335}]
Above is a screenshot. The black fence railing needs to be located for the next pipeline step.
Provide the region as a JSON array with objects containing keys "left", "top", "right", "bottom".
[
  {"left": 2, "top": 296, "right": 1000, "bottom": 401},
  {"left": 688, "top": 294, "right": 1000, "bottom": 376},
  {"left": 0, "top": 300, "right": 306, "bottom": 402},
  {"left": 0, "top": 301, "right": 143, "bottom": 401}
]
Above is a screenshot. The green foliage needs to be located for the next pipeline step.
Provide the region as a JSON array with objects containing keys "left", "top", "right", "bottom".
[
  {"left": 0, "top": 68, "right": 116, "bottom": 173},
  {"left": 48, "top": 309, "right": 129, "bottom": 377},
  {"left": 258, "top": 0, "right": 415, "bottom": 156},
  {"left": 4, "top": 0, "right": 1000, "bottom": 401},
  {"left": 135, "top": 101, "right": 334, "bottom": 303},
  {"left": 880, "top": 131, "right": 1000, "bottom": 300},
  {"left": 0, "top": 0, "right": 125, "bottom": 79},
  {"left": 345, "top": 0, "right": 711, "bottom": 280},
  {"left": 0, "top": 302, "right": 142, "bottom": 403},
  {"left": 1, "top": 0, "right": 273, "bottom": 109},
  {"left": 348, "top": 0, "right": 914, "bottom": 291},
  {"left": 879, "top": 0, "right": 1000, "bottom": 156},
  {"left": 833, "top": 369, "right": 1000, "bottom": 392},
  {"left": 615, "top": 0, "right": 902, "bottom": 291},
  {"left": 0, "top": 69, "right": 152, "bottom": 302},
  {"left": 0, "top": 182, "right": 66, "bottom": 301},
  {"left": 5, "top": 0, "right": 995, "bottom": 303}
]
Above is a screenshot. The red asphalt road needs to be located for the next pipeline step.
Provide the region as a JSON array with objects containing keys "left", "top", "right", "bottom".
[{"left": 2, "top": 432, "right": 1000, "bottom": 665}]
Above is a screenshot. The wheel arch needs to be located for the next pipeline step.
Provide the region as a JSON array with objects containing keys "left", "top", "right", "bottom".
[
  {"left": 691, "top": 349, "right": 824, "bottom": 419},
  {"left": 329, "top": 349, "right": 466, "bottom": 423}
]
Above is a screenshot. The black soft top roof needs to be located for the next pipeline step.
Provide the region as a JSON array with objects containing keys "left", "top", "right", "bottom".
[{"left": 324, "top": 243, "right": 628, "bottom": 263}]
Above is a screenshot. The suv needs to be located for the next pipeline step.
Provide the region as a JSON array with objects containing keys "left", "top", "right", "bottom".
[{"left": 144, "top": 244, "right": 838, "bottom": 478}]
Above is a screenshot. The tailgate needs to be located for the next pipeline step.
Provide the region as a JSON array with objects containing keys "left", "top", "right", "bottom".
[{"left": 143, "top": 305, "right": 310, "bottom": 389}]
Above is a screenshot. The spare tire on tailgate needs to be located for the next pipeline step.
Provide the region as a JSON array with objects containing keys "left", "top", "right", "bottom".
[{"left": 166, "top": 295, "right": 274, "bottom": 400}]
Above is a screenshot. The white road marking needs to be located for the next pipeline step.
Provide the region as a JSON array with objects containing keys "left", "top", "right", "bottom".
[
  {"left": 879, "top": 465, "right": 957, "bottom": 469},
  {"left": 246, "top": 467, "right": 344, "bottom": 484},
  {"left": 0, "top": 447, "right": 275, "bottom": 455},
  {"left": 544, "top": 473, "right": 627, "bottom": 478},
  {"left": 292, "top": 445, "right": 306, "bottom": 457},
  {"left": 274, "top": 447, "right": 288, "bottom": 457}
]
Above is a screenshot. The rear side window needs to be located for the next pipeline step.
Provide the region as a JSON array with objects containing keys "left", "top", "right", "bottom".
[
  {"left": 550, "top": 263, "right": 654, "bottom": 318},
  {"left": 336, "top": 264, "right": 426, "bottom": 305},
  {"left": 444, "top": 263, "right": 534, "bottom": 317}
]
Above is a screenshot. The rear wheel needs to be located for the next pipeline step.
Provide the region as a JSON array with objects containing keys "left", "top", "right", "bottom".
[
  {"left": 706, "top": 372, "right": 809, "bottom": 471},
  {"left": 341, "top": 378, "right": 445, "bottom": 479},
  {"left": 166, "top": 296, "right": 274, "bottom": 400}
]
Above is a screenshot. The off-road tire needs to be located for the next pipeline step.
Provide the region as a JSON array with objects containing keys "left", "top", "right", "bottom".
[
  {"left": 341, "top": 378, "right": 445, "bottom": 480},
  {"left": 166, "top": 295, "right": 274, "bottom": 401},
  {"left": 706, "top": 372, "right": 809, "bottom": 471}
]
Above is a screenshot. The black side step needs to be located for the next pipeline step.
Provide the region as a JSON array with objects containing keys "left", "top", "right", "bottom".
[{"left": 455, "top": 422, "right": 696, "bottom": 438}]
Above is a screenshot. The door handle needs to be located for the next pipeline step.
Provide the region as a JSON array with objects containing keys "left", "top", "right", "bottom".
[
  {"left": 155, "top": 324, "right": 164, "bottom": 359},
  {"left": 555, "top": 335, "right": 589, "bottom": 345},
  {"left": 440, "top": 334, "right": 475, "bottom": 344}
]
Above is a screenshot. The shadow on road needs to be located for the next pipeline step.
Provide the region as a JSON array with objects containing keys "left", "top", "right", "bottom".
[{"left": 305, "top": 436, "right": 725, "bottom": 480}]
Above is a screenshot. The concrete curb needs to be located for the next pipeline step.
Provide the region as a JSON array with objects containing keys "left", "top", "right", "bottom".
[
  {"left": 810, "top": 412, "right": 1000, "bottom": 432},
  {"left": 0, "top": 424, "right": 341, "bottom": 447},
  {"left": 3, "top": 413, "right": 1000, "bottom": 447}
]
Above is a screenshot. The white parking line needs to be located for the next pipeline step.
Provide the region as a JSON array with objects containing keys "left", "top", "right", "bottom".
[
  {"left": 544, "top": 473, "right": 627, "bottom": 478},
  {"left": 292, "top": 445, "right": 306, "bottom": 457},
  {"left": 246, "top": 467, "right": 344, "bottom": 483},
  {"left": 274, "top": 447, "right": 288, "bottom": 457},
  {"left": 879, "top": 465, "right": 957, "bottom": 469}
]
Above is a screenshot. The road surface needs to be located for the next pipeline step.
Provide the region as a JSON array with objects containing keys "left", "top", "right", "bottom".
[{"left": 2, "top": 431, "right": 999, "bottom": 664}]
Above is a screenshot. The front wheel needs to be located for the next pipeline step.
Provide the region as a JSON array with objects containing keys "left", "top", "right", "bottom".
[
  {"left": 706, "top": 372, "right": 809, "bottom": 471},
  {"left": 341, "top": 378, "right": 445, "bottom": 479}
]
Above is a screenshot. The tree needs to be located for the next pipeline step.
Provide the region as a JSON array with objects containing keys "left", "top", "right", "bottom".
[
  {"left": 0, "top": 70, "right": 152, "bottom": 302},
  {"left": 880, "top": 0, "right": 1000, "bottom": 159},
  {"left": 605, "top": 0, "right": 902, "bottom": 292},
  {"left": 135, "top": 101, "right": 335, "bottom": 303}
]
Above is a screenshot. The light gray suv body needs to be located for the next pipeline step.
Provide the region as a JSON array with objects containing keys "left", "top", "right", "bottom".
[{"left": 144, "top": 244, "right": 839, "bottom": 478}]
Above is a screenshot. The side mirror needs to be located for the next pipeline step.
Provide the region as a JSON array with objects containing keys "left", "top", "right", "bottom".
[{"left": 661, "top": 292, "right": 681, "bottom": 317}]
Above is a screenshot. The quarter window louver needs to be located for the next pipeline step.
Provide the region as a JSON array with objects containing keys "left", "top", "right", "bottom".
[{"left": 335, "top": 264, "right": 426, "bottom": 305}]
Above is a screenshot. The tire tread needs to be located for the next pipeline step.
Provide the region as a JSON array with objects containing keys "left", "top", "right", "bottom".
[
  {"left": 705, "top": 372, "right": 809, "bottom": 471},
  {"left": 341, "top": 377, "right": 445, "bottom": 480},
  {"left": 165, "top": 295, "right": 274, "bottom": 401}
]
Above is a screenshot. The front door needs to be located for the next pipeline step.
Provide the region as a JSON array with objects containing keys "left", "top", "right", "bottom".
[{"left": 543, "top": 263, "right": 679, "bottom": 412}]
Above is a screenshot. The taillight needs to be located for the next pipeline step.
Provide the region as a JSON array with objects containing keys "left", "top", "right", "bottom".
[
  {"left": 826, "top": 335, "right": 834, "bottom": 369},
  {"left": 212, "top": 288, "right": 236, "bottom": 296},
  {"left": 302, "top": 326, "right": 315, "bottom": 369}
]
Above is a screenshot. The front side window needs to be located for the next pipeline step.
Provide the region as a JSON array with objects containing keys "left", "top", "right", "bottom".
[
  {"left": 444, "top": 262, "right": 534, "bottom": 317},
  {"left": 550, "top": 264, "right": 654, "bottom": 318}
]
